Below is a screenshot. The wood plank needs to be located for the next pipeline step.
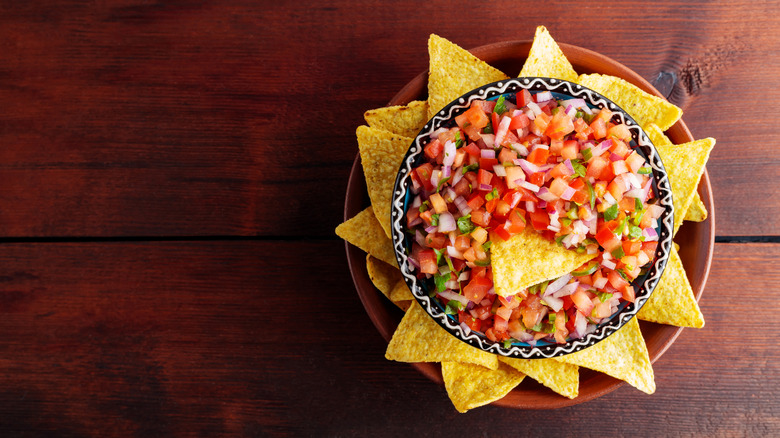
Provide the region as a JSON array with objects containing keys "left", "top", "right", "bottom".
[
  {"left": 0, "top": 241, "right": 776, "bottom": 435},
  {"left": 0, "top": 1, "right": 775, "bottom": 237}
]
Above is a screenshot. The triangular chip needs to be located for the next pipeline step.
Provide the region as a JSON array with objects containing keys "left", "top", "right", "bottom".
[
  {"left": 499, "top": 356, "right": 579, "bottom": 399},
  {"left": 386, "top": 301, "right": 499, "bottom": 370},
  {"left": 366, "top": 255, "right": 403, "bottom": 299},
  {"left": 442, "top": 361, "right": 525, "bottom": 413},
  {"left": 491, "top": 228, "right": 597, "bottom": 296},
  {"left": 576, "top": 74, "right": 682, "bottom": 131},
  {"left": 644, "top": 123, "right": 707, "bottom": 222},
  {"left": 335, "top": 206, "right": 397, "bottom": 267},
  {"left": 364, "top": 100, "right": 429, "bottom": 139},
  {"left": 637, "top": 246, "right": 704, "bottom": 328},
  {"left": 554, "top": 317, "right": 655, "bottom": 394},
  {"left": 656, "top": 138, "right": 716, "bottom": 233},
  {"left": 356, "top": 125, "right": 413, "bottom": 237},
  {"left": 427, "top": 34, "right": 509, "bottom": 118},
  {"left": 389, "top": 279, "right": 414, "bottom": 311},
  {"left": 518, "top": 26, "right": 578, "bottom": 82}
]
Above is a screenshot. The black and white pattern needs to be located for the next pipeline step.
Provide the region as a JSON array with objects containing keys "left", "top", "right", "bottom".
[{"left": 390, "top": 77, "right": 674, "bottom": 359}]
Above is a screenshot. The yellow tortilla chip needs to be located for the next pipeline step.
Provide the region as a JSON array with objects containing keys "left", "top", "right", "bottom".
[
  {"left": 442, "top": 362, "right": 525, "bottom": 413},
  {"left": 576, "top": 74, "right": 682, "bottom": 131},
  {"left": 644, "top": 123, "right": 707, "bottom": 222},
  {"left": 364, "top": 100, "right": 429, "bottom": 139},
  {"left": 637, "top": 246, "right": 704, "bottom": 328},
  {"left": 554, "top": 317, "right": 655, "bottom": 394},
  {"left": 335, "top": 206, "right": 397, "bottom": 267},
  {"left": 356, "top": 125, "right": 413, "bottom": 238},
  {"left": 491, "top": 228, "right": 597, "bottom": 296},
  {"left": 518, "top": 26, "right": 578, "bottom": 82},
  {"left": 389, "top": 279, "right": 414, "bottom": 311},
  {"left": 427, "top": 34, "right": 509, "bottom": 118},
  {"left": 386, "top": 301, "right": 499, "bottom": 370},
  {"left": 366, "top": 255, "right": 404, "bottom": 301},
  {"left": 656, "top": 138, "right": 716, "bottom": 233},
  {"left": 499, "top": 356, "right": 579, "bottom": 399}
]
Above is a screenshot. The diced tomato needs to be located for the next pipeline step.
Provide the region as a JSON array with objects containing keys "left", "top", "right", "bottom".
[
  {"left": 471, "top": 209, "right": 491, "bottom": 227},
  {"left": 485, "top": 327, "right": 498, "bottom": 342},
  {"left": 607, "top": 177, "right": 627, "bottom": 202},
  {"left": 463, "top": 276, "right": 492, "bottom": 303},
  {"left": 494, "top": 200, "right": 511, "bottom": 218},
  {"left": 573, "top": 117, "right": 593, "bottom": 140},
  {"left": 641, "top": 241, "right": 658, "bottom": 260},
  {"left": 607, "top": 270, "right": 629, "bottom": 290},
  {"left": 463, "top": 142, "right": 481, "bottom": 157},
  {"left": 491, "top": 112, "right": 500, "bottom": 135},
  {"left": 611, "top": 159, "right": 629, "bottom": 176},
  {"left": 505, "top": 166, "right": 525, "bottom": 189},
  {"left": 595, "top": 227, "right": 621, "bottom": 252},
  {"left": 498, "top": 147, "right": 517, "bottom": 164},
  {"left": 462, "top": 124, "right": 482, "bottom": 141},
  {"left": 625, "top": 151, "right": 646, "bottom": 173},
  {"left": 418, "top": 249, "right": 438, "bottom": 274},
  {"left": 493, "top": 315, "right": 509, "bottom": 334},
  {"left": 509, "top": 113, "right": 530, "bottom": 130},
  {"left": 478, "top": 169, "right": 493, "bottom": 187},
  {"left": 517, "top": 89, "right": 533, "bottom": 107},
  {"left": 406, "top": 208, "right": 420, "bottom": 228},
  {"left": 546, "top": 111, "right": 575, "bottom": 140},
  {"left": 505, "top": 208, "right": 527, "bottom": 234},
  {"left": 493, "top": 225, "right": 511, "bottom": 241},
  {"left": 561, "top": 140, "right": 579, "bottom": 160},
  {"left": 479, "top": 157, "right": 499, "bottom": 170},
  {"left": 529, "top": 209, "right": 550, "bottom": 231},
  {"left": 611, "top": 139, "right": 630, "bottom": 158},
  {"left": 429, "top": 193, "right": 447, "bottom": 213},
  {"left": 424, "top": 139, "right": 443, "bottom": 160},
  {"left": 590, "top": 117, "right": 607, "bottom": 139},
  {"left": 587, "top": 156, "right": 609, "bottom": 179},
  {"left": 531, "top": 112, "right": 551, "bottom": 136},
  {"left": 549, "top": 162, "right": 573, "bottom": 179},
  {"left": 549, "top": 177, "right": 570, "bottom": 197},
  {"left": 607, "top": 123, "right": 631, "bottom": 142},
  {"left": 571, "top": 288, "right": 594, "bottom": 316},
  {"left": 424, "top": 233, "right": 446, "bottom": 249},
  {"left": 622, "top": 240, "right": 642, "bottom": 256},
  {"left": 623, "top": 285, "right": 636, "bottom": 303},
  {"left": 464, "top": 104, "right": 490, "bottom": 129},
  {"left": 467, "top": 193, "right": 485, "bottom": 210},
  {"left": 415, "top": 163, "right": 435, "bottom": 191},
  {"left": 527, "top": 146, "right": 549, "bottom": 165}
]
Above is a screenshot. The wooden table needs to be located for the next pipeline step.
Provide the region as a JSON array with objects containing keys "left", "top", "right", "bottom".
[{"left": 0, "top": 1, "right": 777, "bottom": 436}]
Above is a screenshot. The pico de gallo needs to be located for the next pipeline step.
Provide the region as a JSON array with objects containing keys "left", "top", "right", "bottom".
[{"left": 404, "top": 89, "right": 666, "bottom": 346}]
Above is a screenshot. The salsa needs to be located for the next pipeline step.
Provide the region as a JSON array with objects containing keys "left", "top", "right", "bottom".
[{"left": 405, "top": 89, "right": 665, "bottom": 346}]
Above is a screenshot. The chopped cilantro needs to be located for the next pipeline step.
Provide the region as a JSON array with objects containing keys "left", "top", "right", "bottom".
[
  {"left": 531, "top": 322, "right": 543, "bottom": 332},
  {"left": 597, "top": 291, "right": 613, "bottom": 302},
  {"left": 493, "top": 95, "right": 507, "bottom": 115},
  {"left": 431, "top": 213, "right": 440, "bottom": 226},
  {"left": 539, "top": 280, "right": 550, "bottom": 295},
  {"left": 551, "top": 106, "right": 561, "bottom": 115},
  {"left": 560, "top": 217, "right": 572, "bottom": 226},
  {"left": 462, "top": 163, "right": 479, "bottom": 174},
  {"left": 638, "top": 166, "right": 652, "bottom": 175},
  {"left": 611, "top": 245, "right": 625, "bottom": 259},
  {"left": 483, "top": 122, "right": 493, "bottom": 134},
  {"left": 485, "top": 188, "right": 499, "bottom": 201},
  {"left": 603, "top": 204, "right": 619, "bottom": 221},
  {"left": 481, "top": 241, "right": 492, "bottom": 251},
  {"left": 617, "top": 269, "right": 629, "bottom": 281},
  {"left": 444, "top": 304, "right": 457, "bottom": 315},
  {"left": 503, "top": 339, "right": 513, "bottom": 349},
  {"left": 434, "top": 273, "right": 448, "bottom": 292},
  {"left": 474, "top": 256, "right": 491, "bottom": 267},
  {"left": 635, "top": 197, "right": 643, "bottom": 212},
  {"left": 444, "top": 254, "right": 455, "bottom": 273},
  {"left": 454, "top": 131, "right": 464, "bottom": 148},
  {"left": 571, "top": 159, "right": 587, "bottom": 177},
  {"left": 457, "top": 215, "right": 475, "bottom": 234},
  {"left": 586, "top": 180, "right": 596, "bottom": 210},
  {"left": 419, "top": 200, "right": 430, "bottom": 213},
  {"left": 573, "top": 262, "right": 599, "bottom": 276},
  {"left": 436, "top": 176, "right": 450, "bottom": 192},
  {"left": 433, "top": 248, "right": 445, "bottom": 265},
  {"left": 615, "top": 216, "right": 628, "bottom": 235},
  {"left": 629, "top": 225, "right": 643, "bottom": 240},
  {"left": 575, "top": 110, "right": 584, "bottom": 119},
  {"left": 582, "top": 147, "right": 593, "bottom": 161},
  {"left": 548, "top": 313, "right": 556, "bottom": 324}
]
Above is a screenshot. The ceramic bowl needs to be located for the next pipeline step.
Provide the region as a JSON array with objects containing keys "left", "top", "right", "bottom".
[{"left": 390, "top": 77, "right": 674, "bottom": 359}]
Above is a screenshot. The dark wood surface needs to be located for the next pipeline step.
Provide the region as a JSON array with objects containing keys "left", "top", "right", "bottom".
[{"left": 0, "top": 1, "right": 777, "bottom": 436}]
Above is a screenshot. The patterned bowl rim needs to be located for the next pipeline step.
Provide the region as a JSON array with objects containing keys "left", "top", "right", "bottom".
[{"left": 390, "top": 77, "right": 674, "bottom": 359}]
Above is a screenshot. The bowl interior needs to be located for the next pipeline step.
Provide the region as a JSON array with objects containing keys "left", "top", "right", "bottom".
[
  {"left": 346, "top": 40, "right": 713, "bottom": 409},
  {"left": 390, "top": 77, "right": 674, "bottom": 359}
]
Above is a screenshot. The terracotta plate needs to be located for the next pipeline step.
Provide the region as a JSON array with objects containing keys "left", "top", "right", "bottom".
[{"left": 344, "top": 40, "right": 714, "bottom": 409}]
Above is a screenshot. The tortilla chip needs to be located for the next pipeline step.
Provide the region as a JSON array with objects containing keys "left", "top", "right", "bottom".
[
  {"left": 499, "top": 357, "right": 579, "bottom": 399},
  {"left": 386, "top": 301, "right": 499, "bottom": 370},
  {"left": 576, "top": 74, "right": 682, "bottom": 131},
  {"left": 366, "top": 254, "right": 403, "bottom": 298},
  {"left": 442, "top": 362, "right": 525, "bottom": 413},
  {"left": 491, "top": 228, "right": 597, "bottom": 296},
  {"left": 518, "top": 26, "right": 578, "bottom": 82},
  {"left": 427, "top": 34, "right": 509, "bottom": 118},
  {"left": 656, "top": 138, "right": 716, "bottom": 233},
  {"left": 389, "top": 279, "right": 414, "bottom": 311},
  {"left": 644, "top": 123, "right": 707, "bottom": 222},
  {"left": 356, "top": 125, "right": 413, "bottom": 238},
  {"left": 554, "top": 317, "right": 655, "bottom": 394},
  {"left": 335, "top": 206, "right": 397, "bottom": 267},
  {"left": 637, "top": 246, "right": 704, "bottom": 328},
  {"left": 364, "top": 100, "right": 429, "bottom": 139}
]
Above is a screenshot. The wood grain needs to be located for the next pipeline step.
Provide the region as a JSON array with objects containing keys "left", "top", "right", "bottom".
[
  {"left": 0, "top": 1, "right": 775, "bottom": 237},
  {"left": 0, "top": 241, "right": 776, "bottom": 436}
]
